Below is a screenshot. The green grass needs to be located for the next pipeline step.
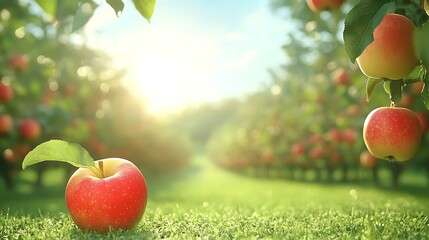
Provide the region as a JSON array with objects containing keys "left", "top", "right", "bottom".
[{"left": 1, "top": 154, "right": 429, "bottom": 239}]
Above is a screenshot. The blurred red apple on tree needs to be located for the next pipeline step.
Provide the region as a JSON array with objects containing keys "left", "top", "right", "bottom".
[
  {"left": 0, "top": 84, "right": 13, "bottom": 102},
  {"left": 346, "top": 104, "right": 360, "bottom": 117},
  {"left": 342, "top": 128, "right": 357, "bottom": 144},
  {"left": 363, "top": 107, "right": 422, "bottom": 162},
  {"left": 19, "top": 119, "right": 41, "bottom": 140},
  {"left": 9, "top": 53, "right": 29, "bottom": 72},
  {"left": 328, "top": 128, "right": 342, "bottom": 143},
  {"left": 333, "top": 69, "right": 349, "bottom": 85},
  {"left": 0, "top": 114, "right": 13, "bottom": 135},
  {"left": 356, "top": 13, "right": 419, "bottom": 80},
  {"left": 307, "top": 0, "right": 344, "bottom": 12},
  {"left": 292, "top": 143, "right": 305, "bottom": 156},
  {"left": 360, "top": 151, "right": 377, "bottom": 168}
]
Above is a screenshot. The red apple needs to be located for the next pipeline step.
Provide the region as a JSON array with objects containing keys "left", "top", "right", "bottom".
[
  {"left": 307, "top": 0, "right": 344, "bottom": 12},
  {"left": 65, "top": 158, "right": 148, "bottom": 233},
  {"left": 342, "top": 128, "right": 357, "bottom": 144},
  {"left": 9, "top": 53, "right": 29, "bottom": 72},
  {"left": 19, "top": 119, "right": 41, "bottom": 140},
  {"left": 346, "top": 104, "right": 360, "bottom": 117},
  {"left": 333, "top": 69, "right": 349, "bottom": 85},
  {"left": 356, "top": 13, "right": 419, "bottom": 80},
  {"left": 360, "top": 151, "right": 377, "bottom": 168},
  {"left": 309, "top": 133, "right": 323, "bottom": 144},
  {"left": 0, "top": 114, "right": 13, "bottom": 135},
  {"left": 363, "top": 107, "right": 422, "bottom": 162},
  {"left": 328, "top": 128, "right": 342, "bottom": 143},
  {"left": 310, "top": 147, "right": 323, "bottom": 159},
  {"left": 291, "top": 143, "right": 305, "bottom": 156},
  {"left": 0, "top": 84, "right": 13, "bottom": 102}
]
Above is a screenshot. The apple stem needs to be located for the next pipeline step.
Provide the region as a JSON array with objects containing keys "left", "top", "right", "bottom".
[
  {"left": 88, "top": 162, "right": 106, "bottom": 178},
  {"left": 98, "top": 161, "right": 106, "bottom": 178}
]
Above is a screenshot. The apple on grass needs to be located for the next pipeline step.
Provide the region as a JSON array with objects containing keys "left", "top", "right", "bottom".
[
  {"left": 363, "top": 107, "right": 422, "bottom": 162},
  {"left": 22, "top": 140, "right": 148, "bottom": 233}
]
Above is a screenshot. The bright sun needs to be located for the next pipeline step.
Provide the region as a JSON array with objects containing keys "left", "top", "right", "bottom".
[{"left": 121, "top": 28, "right": 219, "bottom": 115}]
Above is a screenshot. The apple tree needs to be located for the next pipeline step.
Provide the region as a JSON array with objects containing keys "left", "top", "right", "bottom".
[{"left": 0, "top": 0, "right": 190, "bottom": 190}]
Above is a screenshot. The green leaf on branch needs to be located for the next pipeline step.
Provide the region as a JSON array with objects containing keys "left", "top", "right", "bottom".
[
  {"left": 132, "top": 0, "right": 156, "bottom": 22},
  {"left": 366, "top": 78, "right": 383, "bottom": 101},
  {"left": 22, "top": 140, "right": 95, "bottom": 170},
  {"left": 404, "top": 65, "right": 424, "bottom": 85},
  {"left": 343, "top": 0, "right": 396, "bottom": 62},
  {"left": 383, "top": 80, "right": 404, "bottom": 106},
  {"left": 35, "top": 0, "right": 57, "bottom": 19},
  {"left": 106, "top": 0, "right": 124, "bottom": 16},
  {"left": 71, "top": 2, "right": 97, "bottom": 32}
]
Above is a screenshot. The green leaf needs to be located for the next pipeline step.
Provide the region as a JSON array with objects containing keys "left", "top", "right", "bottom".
[
  {"left": 106, "top": 0, "right": 124, "bottom": 16},
  {"left": 132, "top": 0, "right": 156, "bottom": 22},
  {"left": 384, "top": 80, "right": 404, "bottom": 106},
  {"left": 404, "top": 65, "right": 423, "bottom": 85},
  {"left": 35, "top": 0, "right": 57, "bottom": 19},
  {"left": 71, "top": 2, "right": 97, "bottom": 32},
  {"left": 22, "top": 140, "right": 95, "bottom": 170},
  {"left": 365, "top": 78, "right": 383, "bottom": 101},
  {"left": 414, "top": 23, "right": 429, "bottom": 70},
  {"left": 343, "top": 0, "right": 396, "bottom": 62}
]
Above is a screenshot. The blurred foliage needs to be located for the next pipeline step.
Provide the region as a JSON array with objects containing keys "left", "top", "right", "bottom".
[{"left": 0, "top": 0, "right": 189, "bottom": 189}]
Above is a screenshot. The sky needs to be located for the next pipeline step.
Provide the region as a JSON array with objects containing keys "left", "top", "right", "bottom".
[{"left": 85, "top": 0, "right": 290, "bottom": 114}]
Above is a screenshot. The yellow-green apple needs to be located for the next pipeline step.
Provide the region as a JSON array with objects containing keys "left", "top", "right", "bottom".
[
  {"left": 9, "top": 53, "right": 29, "bottom": 72},
  {"left": 65, "top": 158, "right": 148, "bottom": 233},
  {"left": 356, "top": 13, "right": 419, "bottom": 80},
  {"left": 0, "top": 114, "right": 13, "bottom": 135},
  {"left": 19, "top": 119, "right": 41, "bottom": 140},
  {"left": 359, "top": 151, "right": 377, "bottom": 168},
  {"left": 307, "top": 0, "right": 344, "bottom": 12},
  {"left": 0, "top": 84, "right": 13, "bottom": 102},
  {"left": 363, "top": 107, "right": 422, "bottom": 162}
]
